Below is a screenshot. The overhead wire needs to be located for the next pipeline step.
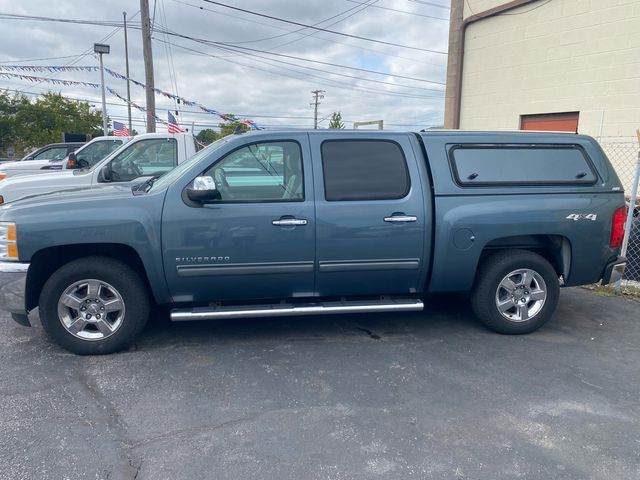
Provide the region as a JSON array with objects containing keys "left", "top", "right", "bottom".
[
  {"left": 174, "top": 0, "right": 446, "bottom": 69},
  {"left": 152, "top": 25, "right": 446, "bottom": 86},
  {"left": 264, "top": 0, "right": 379, "bottom": 52},
  {"left": 153, "top": 36, "right": 444, "bottom": 99},
  {"left": 199, "top": 0, "right": 447, "bottom": 55},
  {"left": 344, "top": 0, "right": 449, "bottom": 20}
]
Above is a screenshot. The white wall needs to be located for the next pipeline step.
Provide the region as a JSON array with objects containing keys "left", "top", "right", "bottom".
[{"left": 460, "top": 0, "right": 640, "bottom": 141}]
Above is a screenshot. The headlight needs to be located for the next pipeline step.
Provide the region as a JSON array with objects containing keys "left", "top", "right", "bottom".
[{"left": 0, "top": 222, "right": 18, "bottom": 261}]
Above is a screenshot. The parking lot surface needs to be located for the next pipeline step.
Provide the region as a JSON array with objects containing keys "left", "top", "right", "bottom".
[{"left": 1, "top": 287, "right": 639, "bottom": 480}]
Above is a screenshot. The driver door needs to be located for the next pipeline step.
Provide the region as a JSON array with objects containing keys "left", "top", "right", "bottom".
[{"left": 161, "top": 134, "right": 315, "bottom": 303}]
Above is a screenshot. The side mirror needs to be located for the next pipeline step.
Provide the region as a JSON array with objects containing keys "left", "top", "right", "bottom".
[
  {"left": 66, "top": 152, "right": 77, "bottom": 169},
  {"left": 99, "top": 164, "right": 111, "bottom": 182},
  {"left": 186, "top": 176, "right": 220, "bottom": 202}
]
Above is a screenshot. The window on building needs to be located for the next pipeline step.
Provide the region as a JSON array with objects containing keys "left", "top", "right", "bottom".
[
  {"left": 520, "top": 112, "right": 579, "bottom": 133},
  {"left": 321, "top": 140, "right": 410, "bottom": 201}
]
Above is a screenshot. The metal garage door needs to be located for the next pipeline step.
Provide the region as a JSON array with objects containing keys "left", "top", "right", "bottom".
[{"left": 520, "top": 112, "right": 579, "bottom": 132}]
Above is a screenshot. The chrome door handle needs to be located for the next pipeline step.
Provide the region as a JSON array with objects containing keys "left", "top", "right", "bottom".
[
  {"left": 384, "top": 215, "right": 417, "bottom": 223},
  {"left": 272, "top": 218, "right": 308, "bottom": 226}
]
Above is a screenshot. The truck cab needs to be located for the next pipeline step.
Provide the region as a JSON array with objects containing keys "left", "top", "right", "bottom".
[
  {"left": 0, "top": 137, "right": 128, "bottom": 180},
  {"left": 0, "top": 132, "right": 198, "bottom": 204}
]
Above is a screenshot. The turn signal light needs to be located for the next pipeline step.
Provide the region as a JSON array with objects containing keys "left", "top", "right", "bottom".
[
  {"left": 67, "top": 159, "right": 75, "bottom": 168},
  {"left": 0, "top": 172, "right": 6, "bottom": 180},
  {"left": 610, "top": 206, "right": 627, "bottom": 248},
  {"left": 0, "top": 196, "right": 4, "bottom": 204},
  {"left": 0, "top": 222, "right": 18, "bottom": 261}
]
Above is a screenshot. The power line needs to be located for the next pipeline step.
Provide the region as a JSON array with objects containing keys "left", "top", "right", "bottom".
[
  {"left": 184, "top": 0, "right": 376, "bottom": 46},
  {"left": 0, "top": 54, "right": 91, "bottom": 64},
  {"left": 263, "top": 0, "right": 379, "bottom": 52},
  {"left": 405, "top": 0, "right": 451, "bottom": 10},
  {"left": 152, "top": 25, "right": 447, "bottom": 86},
  {"left": 199, "top": 0, "right": 447, "bottom": 55},
  {"left": 153, "top": 36, "right": 444, "bottom": 99},
  {"left": 0, "top": 13, "right": 138, "bottom": 27},
  {"left": 174, "top": 0, "right": 446, "bottom": 68},
  {"left": 344, "top": 0, "right": 449, "bottom": 20}
]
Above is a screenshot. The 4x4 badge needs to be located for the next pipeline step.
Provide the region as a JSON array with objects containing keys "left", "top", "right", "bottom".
[{"left": 566, "top": 213, "right": 597, "bottom": 221}]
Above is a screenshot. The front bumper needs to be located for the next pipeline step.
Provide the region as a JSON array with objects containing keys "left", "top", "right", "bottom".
[
  {"left": 601, "top": 257, "right": 627, "bottom": 285},
  {"left": 0, "top": 261, "right": 28, "bottom": 316}
]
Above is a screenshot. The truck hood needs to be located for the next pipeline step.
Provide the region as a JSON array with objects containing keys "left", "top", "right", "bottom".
[
  {"left": 0, "top": 159, "right": 63, "bottom": 171},
  {"left": 0, "top": 168, "right": 78, "bottom": 186},
  {"left": 2, "top": 184, "right": 134, "bottom": 211}
]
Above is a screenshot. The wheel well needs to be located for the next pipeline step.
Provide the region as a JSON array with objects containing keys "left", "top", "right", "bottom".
[
  {"left": 26, "top": 244, "right": 153, "bottom": 312},
  {"left": 478, "top": 235, "right": 571, "bottom": 280}
]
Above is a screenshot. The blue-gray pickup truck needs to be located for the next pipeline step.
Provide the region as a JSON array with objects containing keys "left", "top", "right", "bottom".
[{"left": 0, "top": 130, "right": 628, "bottom": 354}]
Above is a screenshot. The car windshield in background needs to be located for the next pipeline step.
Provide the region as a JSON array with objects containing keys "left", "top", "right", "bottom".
[
  {"left": 148, "top": 137, "right": 228, "bottom": 193},
  {"left": 31, "top": 146, "right": 69, "bottom": 161},
  {"left": 75, "top": 140, "right": 123, "bottom": 168}
]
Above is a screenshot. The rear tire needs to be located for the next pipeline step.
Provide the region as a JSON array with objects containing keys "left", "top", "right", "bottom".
[
  {"left": 39, "top": 256, "right": 150, "bottom": 355},
  {"left": 471, "top": 249, "right": 559, "bottom": 334}
]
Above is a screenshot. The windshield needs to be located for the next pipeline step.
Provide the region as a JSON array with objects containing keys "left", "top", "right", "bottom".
[
  {"left": 148, "top": 137, "right": 229, "bottom": 193},
  {"left": 75, "top": 139, "right": 123, "bottom": 168},
  {"left": 31, "top": 146, "right": 70, "bottom": 161}
]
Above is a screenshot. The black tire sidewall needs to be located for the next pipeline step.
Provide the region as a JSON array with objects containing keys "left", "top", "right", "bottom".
[
  {"left": 39, "top": 257, "right": 150, "bottom": 355},
  {"left": 471, "top": 250, "right": 560, "bottom": 334}
]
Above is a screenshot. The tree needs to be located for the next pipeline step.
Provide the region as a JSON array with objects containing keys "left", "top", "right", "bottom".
[
  {"left": 0, "top": 92, "right": 30, "bottom": 157},
  {"left": 219, "top": 115, "right": 250, "bottom": 136},
  {"left": 328, "top": 111, "right": 345, "bottom": 129},
  {"left": 196, "top": 128, "right": 220, "bottom": 145},
  {"left": 6, "top": 92, "right": 102, "bottom": 156}
]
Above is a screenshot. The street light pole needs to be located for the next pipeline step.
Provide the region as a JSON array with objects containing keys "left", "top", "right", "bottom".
[
  {"left": 94, "top": 43, "right": 110, "bottom": 136},
  {"left": 123, "top": 11, "right": 133, "bottom": 134}
]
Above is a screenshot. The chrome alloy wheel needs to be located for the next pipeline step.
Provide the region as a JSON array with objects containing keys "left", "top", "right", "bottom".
[
  {"left": 495, "top": 268, "right": 547, "bottom": 322},
  {"left": 57, "top": 279, "right": 125, "bottom": 340}
]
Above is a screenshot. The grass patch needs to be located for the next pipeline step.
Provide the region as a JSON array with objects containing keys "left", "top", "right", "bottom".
[{"left": 582, "top": 282, "right": 640, "bottom": 301}]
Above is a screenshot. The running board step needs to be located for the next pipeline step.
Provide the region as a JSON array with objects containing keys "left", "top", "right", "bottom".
[{"left": 171, "top": 298, "right": 424, "bottom": 322}]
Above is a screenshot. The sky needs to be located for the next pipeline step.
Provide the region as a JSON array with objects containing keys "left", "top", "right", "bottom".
[{"left": 0, "top": 0, "right": 450, "bottom": 133}]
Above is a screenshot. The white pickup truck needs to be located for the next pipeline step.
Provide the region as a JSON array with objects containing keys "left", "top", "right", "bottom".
[
  {"left": 0, "top": 133, "right": 198, "bottom": 204},
  {"left": 0, "top": 137, "right": 129, "bottom": 180}
]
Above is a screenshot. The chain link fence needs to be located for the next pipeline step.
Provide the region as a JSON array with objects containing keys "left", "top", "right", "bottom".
[{"left": 600, "top": 141, "right": 640, "bottom": 284}]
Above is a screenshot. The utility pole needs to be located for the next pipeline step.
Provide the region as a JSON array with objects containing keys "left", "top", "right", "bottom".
[
  {"left": 140, "top": 0, "right": 156, "bottom": 132},
  {"left": 310, "top": 90, "right": 325, "bottom": 129},
  {"left": 123, "top": 11, "right": 133, "bottom": 134}
]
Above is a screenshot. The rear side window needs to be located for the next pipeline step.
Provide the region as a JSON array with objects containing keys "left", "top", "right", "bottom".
[
  {"left": 450, "top": 145, "right": 596, "bottom": 186},
  {"left": 450, "top": 145, "right": 597, "bottom": 186},
  {"left": 321, "top": 140, "right": 410, "bottom": 201}
]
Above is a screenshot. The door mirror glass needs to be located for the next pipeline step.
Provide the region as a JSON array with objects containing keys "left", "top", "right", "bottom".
[{"left": 187, "top": 176, "right": 220, "bottom": 202}]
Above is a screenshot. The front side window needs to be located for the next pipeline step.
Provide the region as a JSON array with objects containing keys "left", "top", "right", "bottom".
[
  {"left": 204, "top": 141, "right": 303, "bottom": 201},
  {"left": 76, "top": 140, "right": 123, "bottom": 168},
  {"left": 321, "top": 140, "right": 410, "bottom": 201},
  {"left": 108, "top": 138, "right": 177, "bottom": 182},
  {"left": 32, "top": 146, "right": 69, "bottom": 161}
]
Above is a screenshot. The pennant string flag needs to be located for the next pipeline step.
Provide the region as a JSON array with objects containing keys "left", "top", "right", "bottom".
[{"left": 0, "top": 65, "right": 260, "bottom": 129}]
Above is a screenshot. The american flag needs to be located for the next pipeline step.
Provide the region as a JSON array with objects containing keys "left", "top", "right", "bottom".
[
  {"left": 167, "top": 111, "right": 185, "bottom": 134},
  {"left": 113, "top": 121, "right": 129, "bottom": 137}
]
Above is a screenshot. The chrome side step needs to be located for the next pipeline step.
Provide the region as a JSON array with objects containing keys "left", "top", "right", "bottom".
[{"left": 170, "top": 298, "right": 424, "bottom": 322}]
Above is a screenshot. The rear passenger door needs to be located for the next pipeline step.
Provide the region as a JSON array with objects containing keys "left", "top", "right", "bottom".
[{"left": 310, "top": 133, "right": 427, "bottom": 297}]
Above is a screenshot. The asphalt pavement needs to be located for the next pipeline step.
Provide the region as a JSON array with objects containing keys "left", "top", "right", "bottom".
[{"left": 1, "top": 288, "right": 639, "bottom": 480}]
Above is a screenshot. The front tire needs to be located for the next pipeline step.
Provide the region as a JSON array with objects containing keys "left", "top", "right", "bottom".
[
  {"left": 471, "top": 250, "right": 560, "bottom": 334},
  {"left": 39, "top": 256, "right": 150, "bottom": 355}
]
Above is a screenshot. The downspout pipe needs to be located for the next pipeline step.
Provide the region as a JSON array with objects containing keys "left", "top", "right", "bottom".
[{"left": 451, "top": 0, "right": 540, "bottom": 129}]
